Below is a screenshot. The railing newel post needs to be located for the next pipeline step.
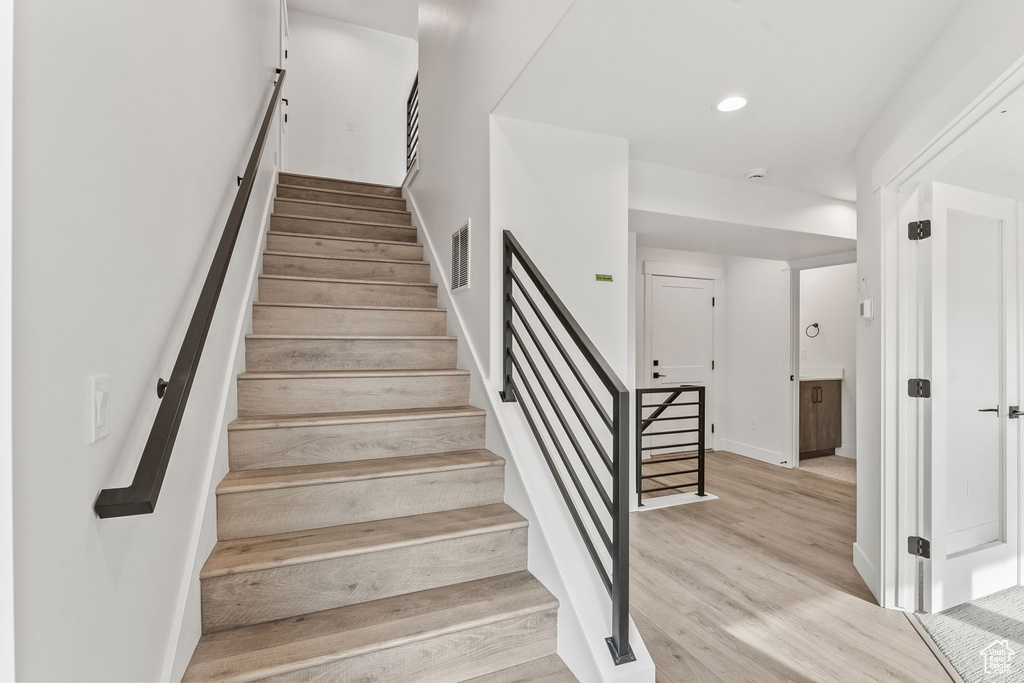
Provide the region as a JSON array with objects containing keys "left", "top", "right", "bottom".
[{"left": 500, "top": 231, "right": 516, "bottom": 402}]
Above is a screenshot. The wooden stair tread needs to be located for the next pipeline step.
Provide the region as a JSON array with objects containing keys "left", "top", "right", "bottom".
[
  {"left": 276, "top": 197, "right": 411, "bottom": 216},
  {"left": 238, "top": 368, "right": 469, "bottom": 380},
  {"left": 465, "top": 655, "right": 577, "bottom": 682},
  {"left": 280, "top": 171, "right": 401, "bottom": 192},
  {"left": 267, "top": 230, "right": 420, "bottom": 247},
  {"left": 217, "top": 449, "right": 502, "bottom": 494},
  {"left": 263, "top": 250, "right": 427, "bottom": 266},
  {"left": 272, "top": 212, "right": 417, "bottom": 230},
  {"left": 278, "top": 183, "right": 405, "bottom": 203},
  {"left": 258, "top": 273, "right": 435, "bottom": 288},
  {"left": 183, "top": 571, "right": 556, "bottom": 682},
  {"left": 229, "top": 405, "right": 485, "bottom": 431},
  {"left": 252, "top": 301, "right": 442, "bottom": 312},
  {"left": 245, "top": 333, "right": 454, "bottom": 341},
  {"left": 201, "top": 503, "right": 525, "bottom": 578}
]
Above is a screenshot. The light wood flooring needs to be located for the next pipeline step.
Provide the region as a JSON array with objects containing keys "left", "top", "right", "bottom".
[{"left": 632, "top": 450, "right": 948, "bottom": 683}]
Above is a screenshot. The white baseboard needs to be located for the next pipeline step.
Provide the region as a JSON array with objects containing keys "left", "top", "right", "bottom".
[
  {"left": 716, "top": 438, "right": 787, "bottom": 466},
  {"left": 853, "top": 541, "right": 881, "bottom": 604}
]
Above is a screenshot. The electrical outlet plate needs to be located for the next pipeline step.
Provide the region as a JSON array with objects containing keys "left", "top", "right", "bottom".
[{"left": 88, "top": 375, "right": 110, "bottom": 444}]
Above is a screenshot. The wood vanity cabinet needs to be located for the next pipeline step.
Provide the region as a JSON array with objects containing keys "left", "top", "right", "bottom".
[{"left": 800, "top": 380, "right": 841, "bottom": 457}]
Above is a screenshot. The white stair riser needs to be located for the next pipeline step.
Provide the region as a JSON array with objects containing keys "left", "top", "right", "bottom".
[
  {"left": 201, "top": 527, "right": 528, "bottom": 632},
  {"left": 263, "top": 253, "right": 430, "bottom": 282},
  {"left": 237, "top": 374, "right": 470, "bottom": 416}
]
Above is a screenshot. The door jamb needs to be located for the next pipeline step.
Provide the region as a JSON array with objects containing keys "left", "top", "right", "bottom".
[{"left": 876, "top": 57, "right": 1024, "bottom": 611}]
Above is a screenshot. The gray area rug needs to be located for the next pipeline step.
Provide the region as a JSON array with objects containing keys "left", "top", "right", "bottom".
[
  {"left": 917, "top": 586, "right": 1024, "bottom": 682},
  {"left": 798, "top": 455, "right": 856, "bottom": 484}
]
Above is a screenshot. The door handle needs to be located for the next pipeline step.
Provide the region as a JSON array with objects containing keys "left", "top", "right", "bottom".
[
  {"left": 1010, "top": 406, "right": 1024, "bottom": 419},
  {"left": 979, "top": 406, "right": 1000, "bottom": 414},
  {"left": 653, "top": 372, "right": 661, "bottom": 379}
]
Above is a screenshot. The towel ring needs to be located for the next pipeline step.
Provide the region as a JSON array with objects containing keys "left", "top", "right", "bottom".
[{"left": 805, "top": 323, "right": 820, "bottom": 338}]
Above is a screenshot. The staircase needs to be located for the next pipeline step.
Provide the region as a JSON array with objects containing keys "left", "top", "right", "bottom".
[{"left": 183, "top": 173, "right": 576, "bottom": 682}]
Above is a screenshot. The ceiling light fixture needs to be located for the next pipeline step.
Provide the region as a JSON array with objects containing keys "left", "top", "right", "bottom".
[{"left": 716, "top": 96, "right": 748, "bottom": 112}]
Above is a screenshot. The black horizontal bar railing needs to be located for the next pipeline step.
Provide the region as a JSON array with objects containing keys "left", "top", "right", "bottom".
[
  {"left": 499, "top": 230, "right": 634, "bottom": 666},
  {"left": 406, "top": 74, "right": 419, "bottom": 171},
  {"left": 636, "top": 385, "right": 706, "bottom": 506},
  {"left": 94, "top": 69, "right": 287, "bottom": 519}
]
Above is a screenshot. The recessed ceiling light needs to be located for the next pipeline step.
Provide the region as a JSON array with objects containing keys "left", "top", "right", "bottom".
[{"left": 716, "top": 96, "right": 747, "bottom": 112}]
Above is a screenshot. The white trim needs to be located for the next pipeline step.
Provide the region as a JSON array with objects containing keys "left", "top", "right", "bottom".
[
  {"left": 854, "top": 541, "right": 882, "bottom": 602},
  {"left": 784, "top": 270, "right": 800, "bottom": 469},
  {"left": 163, "top": 169, "right": 278, "bottom": 681},
  {"left": 402, "top": 155, "right": 419, "bottom": 191},
  {"left": 716, "top": 439, "right": 786, "bottom": 466},
  {"left": 634, "top": 491, "right": 718, "bottom": 512},
  {"left": 642, "top": 260, "right": 724, "bottom": 280},
  {"left": 787, "top": 250, "right": 857, "bottom": 271},
  {"left": 0, "top": 2, "right": 13, "bottom": 676}
]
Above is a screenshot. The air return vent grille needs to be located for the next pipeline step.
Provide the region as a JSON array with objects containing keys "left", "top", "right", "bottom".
[{"left": 451, "top": 221, "right": 469, "bottom": 291}]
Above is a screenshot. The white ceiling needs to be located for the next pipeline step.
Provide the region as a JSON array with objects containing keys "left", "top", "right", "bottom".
[
  {"left": 631, "top": 210, "right": 856, "bottom": 262},
  {"left": 496, "top": 0, "right": 963, "bottom": 202},
  {"left": 288, "top": 0, "right": 418, "bottom": 39}
]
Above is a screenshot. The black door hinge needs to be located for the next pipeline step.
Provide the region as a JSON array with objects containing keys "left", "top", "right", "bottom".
[
  {"left": 908, "top": 378, "right": 931, "bottom": 398},
  {"left": 909, "top": 220, "right": 931, "bottom": 241},
  {"left": 712, "top": 360, "right": 715, "bottom": 370},
  {"left": 908, "top": 536, "right": 931, "bottom": 558},
  {"left": 711, "top": 424, "right": 715, "bottom": 434},
  {"left": 712, "top": 297, "right": 715, "bottom": 307},
  {"left": 285, "top": 49, "right": 288, "bottom": 58}
]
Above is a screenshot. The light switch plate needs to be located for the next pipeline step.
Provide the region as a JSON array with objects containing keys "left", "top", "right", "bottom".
[{"left": 88, "top": 375, "right": 110, "bottom": 444}]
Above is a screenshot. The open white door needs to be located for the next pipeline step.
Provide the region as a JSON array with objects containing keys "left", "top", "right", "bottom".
[{"left": 919, "top": 182, "right": 1020, "bottom": 613}]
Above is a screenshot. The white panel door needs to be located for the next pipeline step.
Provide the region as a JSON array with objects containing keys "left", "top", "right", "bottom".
[
  {"left": 922, "top": 182, "right": 1020, "bottom": 612},
  {"left": 648, "top": 276, "right": 714, "bottom": 448}
]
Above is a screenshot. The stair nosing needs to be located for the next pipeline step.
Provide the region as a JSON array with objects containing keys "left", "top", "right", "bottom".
[
  {"left": 252, "top": 301, "right": 443, "bottom": 312},
  {"left": 267, "top": 229, "right": 421, "bottom": 247},
  {"left": 246, "top": 334, "right": 455, "bottom": 341},
  {"left": 259, "top": 273, "right": 436, "bottom": 288},
  {"left": 200, "top": 504, "right": 525, "bottom": 579},
  {"left": 275, "top": 197, "right": 412, "bottom": 216},
  {"left": 263, "top": 250, "right": 429, "bottom": 266},
  {"left": 216, "top": 449, "right": 503, "bottom": 495},
  {"left": 279, "top": 172, "right": 402, "bottom": 191},
  {"left": 238, "top": 369, "right": 470, "bottom": 379},
  {"left": 184, "top": 572, "right": 557, "bottom": 682},
  {"left": 228, "top": 405, "right": 485, "bottom": 431},
  {"left": 272, "top": 213, "right": 417, "bottom": 230},
  {"left": 278, "top": 183, "right": 407, "bottom": 203}
]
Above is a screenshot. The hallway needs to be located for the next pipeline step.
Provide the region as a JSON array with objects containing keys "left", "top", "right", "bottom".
[{"left": 631, "top": 451, "right": 947, "bottom": 682}]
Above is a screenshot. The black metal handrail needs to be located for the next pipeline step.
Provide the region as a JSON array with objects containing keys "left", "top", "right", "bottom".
[
  {"left": 636, "top": 386, "right": 706, "bottom": 506},
  {"left": 406, "top": 74, "right": 419, "bottom": 171},
  {"left": 94, "top": 69, "right": 287, "bottom": 519},
  {"left": 500, "top": 230, "right": 634, "bottom": 665}
]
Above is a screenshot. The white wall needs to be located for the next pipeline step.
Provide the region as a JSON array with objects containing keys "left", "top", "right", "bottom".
[
  {"left": 12, "top": 2, "right": 280, "bottom": 679},
  {"left": 286, "top": 10, "right": 417, "bottom": 185},
  {"left": 0, "top": 1, "right": 12, "bottom": 677},
  {"left": 490, "top": 116, "right": 630, "bottom": 377},
  {"left": 412, "top": 0, "right": 575, "bottom": 378},
  {"left": 800, "top": 263, "right": 858, "bottom": 458},
  {"left": 856, "top": 0, "right": 1024, "bottom": 603},
  {"left": 719, "top": 256, "right": 792, "bottom": 465}
]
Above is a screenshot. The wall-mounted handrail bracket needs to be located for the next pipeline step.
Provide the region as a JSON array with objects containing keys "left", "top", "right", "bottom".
[{"left": 94, "top": 69, "right": 287, "bottom": 519}]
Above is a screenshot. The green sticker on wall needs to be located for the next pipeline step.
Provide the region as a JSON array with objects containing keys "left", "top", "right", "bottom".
[{"left": 595, "top": 274, "right": 613, "bottom": 282}]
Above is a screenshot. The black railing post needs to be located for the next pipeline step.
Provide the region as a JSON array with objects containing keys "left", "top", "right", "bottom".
[
  {"left": 500, "top": 233, "right": 515, "bottom": 402},
  {"left": 635, "top": 391, "right": 644, "bottom": 507},
  {"left": 607, "top": 390, "right": 635, "bottom": 664},
  {"left": 697, "top": 386, "right": 706, "bottom": 497}
]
